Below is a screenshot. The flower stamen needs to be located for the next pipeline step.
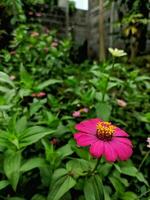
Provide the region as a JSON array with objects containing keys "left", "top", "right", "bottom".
[{"left": 96, "top": 121, "right": 116, "bottom": 141}]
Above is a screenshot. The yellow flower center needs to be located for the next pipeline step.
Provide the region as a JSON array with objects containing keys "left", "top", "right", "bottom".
[{"left": 96, "top": 121, "right": 116, "bottom": 141}]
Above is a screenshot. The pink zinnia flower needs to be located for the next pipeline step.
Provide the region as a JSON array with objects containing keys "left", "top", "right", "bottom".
[
  {"left": 147, "top": 137, "right": 150, "bottom": 148},
  {"left": 74, "top": 118, "right": 133, "bottom": 162},
  {"left": 72, "top": 111, "right": 81, "bottom": 117},
  {"left": 80, "top": 108, "right": 89, "bottom": 113}
]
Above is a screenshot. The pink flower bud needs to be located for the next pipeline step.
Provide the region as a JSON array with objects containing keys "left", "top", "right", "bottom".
[
  {"left": 72, "top": 111, "right": 81, "bottom": 118},
  {"left": 30, "top": 31, "right": 39, "bottom": 37},
  {"left": 44, "top": 47, "right": 49, "bottom": 52},
  {"left": 28, "top": 11, "right": 33, "bottom": 15},
  {"left": 51, "top": 42, "right": 58, "bottom": 48},
  {"left": 50, "top": 138, "right": 58, "bottom": 145},
  {"left": 117, "top": 99, "right": 127, "bottom": 108},
  {"left": 10, "top": 51, "right": 16, "bottom": 55},
  {"left": 32, "top": 92, "right": 46, "bottom": 98},
  {"left": 147, "top": 137, "right": 150, "bottom": 148},
  {"left": 80, "top": 108, "right": 89, "bottom": 113},
  {"left": 31, "top": 93, "right": 37, "bottom": 97},
  {"left": 35, "top": 12, "right": 42, "bottom": 17},
  {"left": 37, "top": 92, "right": 46, "bottom": 97}
]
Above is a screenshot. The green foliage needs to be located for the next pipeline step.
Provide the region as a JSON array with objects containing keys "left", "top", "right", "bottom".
[
  {"left": 47, "top": 168, "right": 76, "bottom": 200},
  {"left": 84, "top": 175, "right": 104, "bottom": 200},
  {"left": 115, "top": 0, "right": 149, "bottom": 59},
  {"left": 0, "top": 0, "right": 26, "bottom": 24},
  {"left": 0, "top": 18, "right": 149, "bottom": 200},
  {"left": 96, "top": 102, "right": 112, "bottom": 121},
  {"left": 0, "top": 24, "right": 71, "bottom": 80},
  {"left": 0, "top": 0, "right": 56, "bottom": 25},
  {"left": 4, "top": 150, "right": 21, "bottom": 191},
  {"left": 0, "top": 180, "right": 10, "bottom": 190}
]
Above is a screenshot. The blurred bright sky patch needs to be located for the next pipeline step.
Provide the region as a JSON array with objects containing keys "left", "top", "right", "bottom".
[{"left": 71, "top": 0, "right": 88, "bottom": 10}]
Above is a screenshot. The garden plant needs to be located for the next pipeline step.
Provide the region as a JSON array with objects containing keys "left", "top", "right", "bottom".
[{"left": 0, "top": 0, "right": 150, "bottom": 200}]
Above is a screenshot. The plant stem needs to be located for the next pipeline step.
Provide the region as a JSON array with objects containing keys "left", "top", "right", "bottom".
[
  {"left": 138, "top": 189, "right": 150, "bottom": 199},
  {"left": 101, "top": 76, "right": 109, "bottom": 102},
  {"left": 92, "top": 158, "right": 101, "bottom": 172},
  {"left": 101, "top": 58, "right": 115, "bottom": 102},
  {"left": 138, "top": 150, "right": 150, "bottom": 171},
  {"left": 111, "top": 57, "right": 115, "bottom": 72}
]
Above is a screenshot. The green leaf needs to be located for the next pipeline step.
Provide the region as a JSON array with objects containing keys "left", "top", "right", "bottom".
[
  {"left": 98, "top": 74, "right": 109, "bottom": 92},
  {"left": 35, "top": 79, "right": 62, "bottom": 91},
  {"left": 120, "top": 166, "right": 138, "bottom": 176},
  {"left": 47, "top": 169, "right": 76, "bottom": 200},
  {"left": 57, "top": 144, "right": 73, "bottom": 159},
  {"left": 0, "top": 71, "right": 14, "bottom": 87},
  {"left": 0, "top": 86, "right": 10, "bottom": 93},
  {"left": 19, "top": 126, "right": 54, "bottom": 147},
  {"left": 29, "top": 100, "right": 46, "bottom": 116},
  {"left": 48, "top": 176, "right": 76, "bottom": 200},
  {"left": 19, "top": 88, "right": 31, "bottom": 98},
  {"left": 15, "top": 116, "right": 27, "bottom": 134},
  {"left": 0, "top": 105, "right": 13, "bottom": 111},
  {"left": 84, "top": 175, "right": 104, "bottom": 200},
  {"left": 95, "top": 102, "right": 112, "bottom": 121},
  {"left": 119, "top": 166, "right": 136, "bottom": 176},
  {"left": 7, "top": 198, "right": 25, "bottom": 200},
  {"left": 103, "top": 186, "right": 111, "bottom": 200},
  {"left": 94, "top": 175, "right": 104, "bottom": 200},
  {"left": 115, "top": 164, "right": 149, "bottom": 186},
  {"left": 20, "top": 157, "right": 47, "bottom": 173},
  {"left": 71, "top": 141, "right": 90, "bottom": 160},
  {"left": 2, "top": 50, "right": 11, "bottom": 62},
  {"left": 121, "top": 192, "right": 138, "bottom": 200},
  {"left": 40, "top": 166, "right": 52, "bottom": 187},
  {"left": 51, "top": 168, "right": 68, "bottom": 184},
  {"left": 4, "top": 150, "right": 21, "bottom": 191},
  {"left": 0, "top": 180, "right": 9, "bottom": 190},
  {"left": 66, "top": 159, "right": 94, "bottom": 177},
  {"left": 29, "top": 0, "right": 45, "bottom": 5},
  {"left": 0, "top": 132, "right": 10, "bottom": 150},
  {"left": 84, "top": 179, "right": 96, "bottom": 200},
  {"left": 109, "top": 176, "right": 124, "bottom": 193},
  {"left": 5, "top": 89, "right": 16, "bottom": 103},
  {"left": 41, "top": 139, "right": 55, "bottom": 162},
  {"left": 31, "top": 194, "right": 46, "bottom": 200},
  {"left": 136, "top": 172, "right": 149, "bottom": 186},
  {"left": 20, "top": 65, "right": 33, "bottom": 89},
  {"left": 98, "top": 163, "right": 113, "bottom": 178}
]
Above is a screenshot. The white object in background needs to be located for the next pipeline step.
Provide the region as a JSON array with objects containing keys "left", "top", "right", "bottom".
[
  {"left": 58, "top": 0, "right": 68, "bottom": 7},
  {"left": 71, "top": 0, "right": 88, "bottom": 10}
]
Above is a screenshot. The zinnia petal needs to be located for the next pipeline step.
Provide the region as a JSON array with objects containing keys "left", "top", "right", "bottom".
[
  {"left": 89, "top": 140, "right": 104, "bottom": 158},
  {"left": 113, "top": 137, "right": 132, "bottom": 147},
  {"left": 114, "top": 127, "right": 129, "bottom": 137},
  {"left": 110, "top": 140, "right": 133, "bottom": 161},
  {"left": 74, "top": 133, "right": 98, "bottom": 147},
  {"left": 104, "top": 142, "right": 117, "bottom": 162},
  {"left": 75, "top": 118, "right": 101, "bottom": 135}
]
